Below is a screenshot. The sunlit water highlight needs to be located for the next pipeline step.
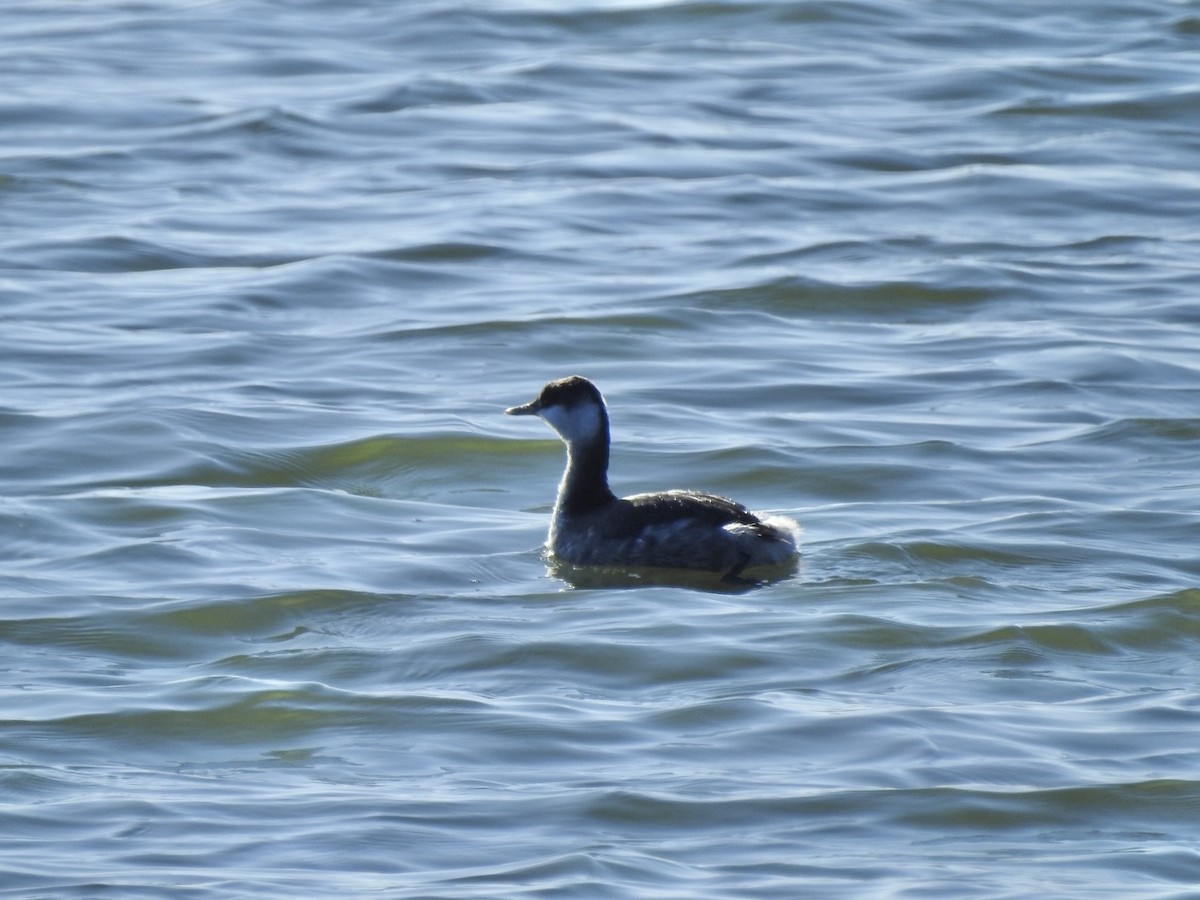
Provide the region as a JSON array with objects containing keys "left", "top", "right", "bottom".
[{"left": 3, "top": 1, "right": 1200, "bottom": 897}]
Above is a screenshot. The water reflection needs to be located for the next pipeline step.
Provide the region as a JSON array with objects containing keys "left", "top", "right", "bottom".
[{"left": 546, "top": 555, "right": 801, "bottom": 594}]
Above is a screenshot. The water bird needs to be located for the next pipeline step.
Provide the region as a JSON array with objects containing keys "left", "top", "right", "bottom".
[{"left": 505, "top": 376, "right": 800, "bottom": 581}]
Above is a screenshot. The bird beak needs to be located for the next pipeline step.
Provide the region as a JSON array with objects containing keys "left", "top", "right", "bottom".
[{"left": 505, "top": 398, "right": 541, "bottom": 416}]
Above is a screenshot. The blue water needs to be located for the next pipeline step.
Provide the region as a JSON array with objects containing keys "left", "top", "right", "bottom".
[{"left": 3, "top": 1, "right": 1200, "bottom": 896}]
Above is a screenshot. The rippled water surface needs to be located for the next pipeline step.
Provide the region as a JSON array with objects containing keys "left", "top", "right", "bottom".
[{"left": 4, "top": 1, "right": 1200, "bottom": 896}]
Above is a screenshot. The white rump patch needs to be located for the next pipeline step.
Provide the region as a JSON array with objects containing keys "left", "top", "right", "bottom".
[
  {"left": 760, "top": 514, "right": 802, "bottom": 547},
  {"left": 724, "top": 513, "right": 802, "bottom": 565}
]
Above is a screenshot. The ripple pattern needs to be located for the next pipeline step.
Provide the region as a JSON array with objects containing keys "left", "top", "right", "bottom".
[{"left": 3, "top": 0, "right": 1200, "bottom": 897}]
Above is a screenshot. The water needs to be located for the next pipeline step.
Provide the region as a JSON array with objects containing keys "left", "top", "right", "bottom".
[{"left": 3, "top": 0, "right": 1200, "bottom": 896}]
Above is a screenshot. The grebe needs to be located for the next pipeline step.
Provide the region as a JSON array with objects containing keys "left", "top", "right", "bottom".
[{"left": 506, "top": 376, "right": 800, "bottom": 580}]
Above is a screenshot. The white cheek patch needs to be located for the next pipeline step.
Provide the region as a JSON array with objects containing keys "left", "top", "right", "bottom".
[{"left": 540, "top": 403, "right": 603, "bottom": 443}]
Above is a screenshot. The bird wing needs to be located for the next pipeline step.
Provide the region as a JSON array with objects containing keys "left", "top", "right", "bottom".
[{"left": 593, "top": 490, "right": 760, "bottom": 541}]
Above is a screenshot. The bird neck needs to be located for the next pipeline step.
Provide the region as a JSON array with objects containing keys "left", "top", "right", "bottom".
[{"left": 557, "top": 426, "right": 616, "bottom": 516}]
